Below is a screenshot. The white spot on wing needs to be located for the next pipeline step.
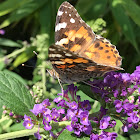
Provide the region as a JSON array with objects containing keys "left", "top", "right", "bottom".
[
  {"left": 54, "top": 61, "right": 65, "bottom": 64},
  {"left": 50, "top": 54, "right": 62, "bottom": 58},
  {"left": 49, "top": 48, "right": 55, "bottom": 51},
  {"left": 65, "top": 11, "right": 67, "bottom": 13},
  {"left": 79, "top": 19, "right": 83, "bottom": 23},
  {"left": 55, "top": 41, "right": 59, "bottom": 45},
  {"left": 76, "top": 13, "right": 79, "bottom": 17},
  {"left": 55, "top": 38, "right": 69, "bottom": 45},
  {"left": 65, "top": 53, "right": 72, "bottom": 56},
  {"left": 58, "top": 10, "right": 63, "bottom": 16},
  {"left": 55, "top": 22, "right": 67, "bottom": 32},
  {"left": 69, "top": 14, "right": 71, "bottom": 16},
  {"left": 70, "top": 18, "right": 75, "bottom": 23}
]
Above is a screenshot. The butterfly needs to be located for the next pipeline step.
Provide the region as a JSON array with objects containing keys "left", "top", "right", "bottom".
[{"left": 48, "top": 1, "right": 123, "bottom": 84}]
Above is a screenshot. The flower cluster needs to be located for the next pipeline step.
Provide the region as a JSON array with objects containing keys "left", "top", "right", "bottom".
[
  {"left": 23, "top": 66, "right": 140, "bottom": 140},
  {"left": 55, "top": 84, "right": 92, "bottom": 136},
  {"left": 23, "top": 99, "right": 65, "bottom": 139},
  {"left": 90, "top": 66, "right": 140, "bottom": 133},
  {"left": 90, "top": 131, "right": 117, "bottom": 140}
]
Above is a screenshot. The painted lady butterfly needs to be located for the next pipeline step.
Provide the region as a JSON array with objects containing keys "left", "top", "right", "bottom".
[{"left": 48, "top": 1, "right": 123, "bottom": 84}]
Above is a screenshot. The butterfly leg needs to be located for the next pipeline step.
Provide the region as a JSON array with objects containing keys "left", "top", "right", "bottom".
[
  {"left": 82, "top": 81, "right": 100, "bottom": 89},
  {"left": 57, "top": 78, "right": 64, "bottom": 98}
]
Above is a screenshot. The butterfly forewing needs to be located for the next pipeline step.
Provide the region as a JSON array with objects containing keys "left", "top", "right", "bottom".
[
  {"left": 55, "top": 1, "right": 95, "bottom": 51},
  {"left": 55, "top": 1, "right": 122, "bottom": 69}
]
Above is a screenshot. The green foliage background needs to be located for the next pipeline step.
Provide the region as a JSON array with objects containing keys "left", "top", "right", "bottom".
[{"left": 0, "top": 0, "right": 140, "bottom": 139}]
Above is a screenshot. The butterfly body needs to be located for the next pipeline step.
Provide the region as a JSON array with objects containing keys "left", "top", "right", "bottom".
[{"left": 48, "top": 1, "right": 123, "bottom": 84}]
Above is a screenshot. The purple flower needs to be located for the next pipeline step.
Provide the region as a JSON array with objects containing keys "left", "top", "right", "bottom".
[
  {"left": 108, "top": 132, "right": 118, "bottom": 139},
  {"left": 109, "top": 120, "right": 116, "bottom": 128},
  {"left": 122, "top": 118, "right": 133, "bottom": 132},
  {"left": 45, "top": 114, "right": 52, "bottom": 122},
  {"left": 114, "top": 100, "right": 123, "bottom": 113},
  {"left": 122, "top": 124, "right": 129, "bottom": 132},
  {"left": 44, "top": 122, "right": 52, "bottom": 131},
  {"left": 66, "top": 101, "right": 78, "bottom": 110},
  {"left": 123, "top": 103, "right": 135, "bottom": 115},
  {"left": 100, "top": 116, "right": 110, "bottom": 129},
  {"left": 80, "top": 111, "right": 89, "bottom": 125},
  {"left": 51, "top": 110, "right": 59, "bottom": 121},
  {"left": 42, "top": 108, "right": 51, "bottom": 116},
  {"left": 67, "top": 109, "right": 75, "bottom": 118},
  {"left": 90, "top": 133, "right": 99, "bottom": 140},
  {"left": 24, "top": 115, "right": 32, "bottom": 121},
  {"left": 53, "top": 96, "right": 62, "bottom": 103},
  {"left": 81, "top": 100, "right": 91, "bottom": 110},
  {"left": 66, "top": 125, "right": 73, "bottom": 131},
  {"left": 113, "top": 90, "right": 119, "bottom": 98},
  {"left": 0, "top": 29, "right": 5, "bottom": 35},
  {"left": 82, "top": 123, "right": 92, "bottom": 135},
  {"left": 58, "top": 109, "right": 65, "bottom": 114},
  {"left": 72, "top": 123, "right": 82, "bottom": 136},
  {"left": 121, "top": 73, "right": 131, "bottom": 83},
  {"left": 74, "top": 109, "right": 83, "bottom": 118},
  {"left": 99, "top": 131, "right": 118, "bottom": 140},
  {"left": 130, "top": 111, "right": 140, "bottom": 123},
  {"left": 30, "top": 104, "right": 43, "bottom": 116},
  {"left": 34, "top": 131, "right": 42, "bottom": 139},
  {"left": 23, "top": 115, "right": 34, "bottom": 129},
  {"left": 100, "top": 107, "right": 108, "bottom": 116},
  {"left": 68, "top": 84, "right": 77, "bottom": 100},
  {"left": 57, "top": 99, "right": 66, "bottom": 107},
  {"left": 23, "top": 121, "right": 34, "bottom": 129},
  {"left": 71, "top": 116, "right": 78, "bottom": 123},
  {"left": 9, "top": 112, "right": 13, "bottom": 117},
  {"left": 121, "top": 88, "right": 128, "bottom": 96},
  {"left": 42, "top": 99, "right": 51, "bottom": 108},
  {"left": 43, "top": 118, "right": 52, "bottom": 131}
]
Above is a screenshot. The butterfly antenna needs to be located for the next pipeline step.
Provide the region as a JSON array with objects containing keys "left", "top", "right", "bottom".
[
  {"left": 22, "top": 64, "right": 34, "bottom": 68},
  {"left": 33, "top": 51, "right": 51, "bottom": 66}
]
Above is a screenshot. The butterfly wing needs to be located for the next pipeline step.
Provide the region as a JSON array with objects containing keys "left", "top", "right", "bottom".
[
  {"left": 49, "top": 44, "right": 121, "bottom": 83},
  {"left": 55, "top": 1, "right": 95, "bottom": 49},
  {"left": 55, "top": 1, "right": 122, "bottom": 70}
]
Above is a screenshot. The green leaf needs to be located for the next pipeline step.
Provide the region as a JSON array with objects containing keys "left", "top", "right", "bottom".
[
  {"left": 58, "top": 129, "right": 90, "bottom": 140},
  {"left": 58, "top": 130, "right": 76, "bottom": 140},
  {"left": 117, "top": 0, "right": 140, "bottom": 27},
  {"left": 114, "top": 120, "right": 123, "bottom": 133},
  {"left": 39, "top": 1, "right": 55, "bottom": 44},
  {"left": 77, "top": 83, "right": 102, "bottom": 101},
  {"left": 0, "top": 38, "right": 21, "bottom": 47},
  {"left": 10, "top": 121, "right": 25, "bottom": 131},
  {"left": 0, "top": 0, "right": 48, "bottom": 29},
  {"left": 0, "top": 0, "right": 27, "bottom": 16},
  {"left": 76, "top": 0, "right": 108, "bottom": 19},
  {"left": 3, "top": 70, "right": 27, "bottom": 85},
  {"left": 77, "top": 84, "right": 94, "bottom": 99},
  {"left": 0, "top": 72, "right": 34, "bottom": 116},
  {"left": 117, "top": 134, "right": 129, "bottom": 140},
  {"left": 0, "top": 100, "right": 3, "bottom": 118},
  {"left": 129, "top": 129, "right": 140, "bottom": 140},
  {"left": 111, "top": 0, "right": 139, "bottom": 53}
]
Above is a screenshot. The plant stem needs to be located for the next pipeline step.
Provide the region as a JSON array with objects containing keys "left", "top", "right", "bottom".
[{"left": 0, "top": 127, "right": 44, "bottom": 140}]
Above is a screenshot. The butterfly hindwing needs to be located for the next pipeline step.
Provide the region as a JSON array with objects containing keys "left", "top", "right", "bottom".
[{"left": 49, "top": 44, "right": 120, "bottom": 83}]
